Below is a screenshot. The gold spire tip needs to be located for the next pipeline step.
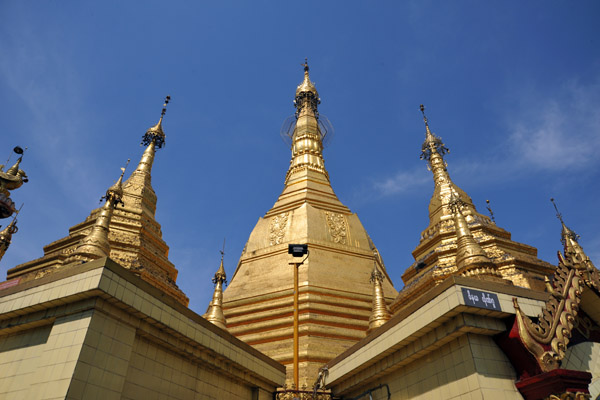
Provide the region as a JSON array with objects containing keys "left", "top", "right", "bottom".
[
  {"left": 120, "top": 159, "right": 131, "bottom": 178},
  {"left": 161, "top": 95, "right": 171, "bottom": 118},
  {"left": 550, "top": 198, "right": 580, "bottom": 244},
  {"left": 550, "top": 198, "right": 564, "bottom": 224},
  {"left": 420, "top": 104, "right": 427, "bottom": 122},
  {"left": 142, "top": 96, "right": 170, "bottom": 149},
  {"left": 302, "top": 58, "right": 309, "bottom": 72},
  {"left": 485, "top": 199, "right": 496, "bottom": 223}
]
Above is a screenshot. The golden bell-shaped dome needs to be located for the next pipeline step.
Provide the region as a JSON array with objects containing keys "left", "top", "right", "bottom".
[{"left": 295, "top": 59, "right": 319, "bottom": 98}]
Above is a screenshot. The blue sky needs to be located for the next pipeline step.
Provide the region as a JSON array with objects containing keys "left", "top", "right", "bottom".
[{"left": 1, "top": 1, "right": 599, "bottom": 312}]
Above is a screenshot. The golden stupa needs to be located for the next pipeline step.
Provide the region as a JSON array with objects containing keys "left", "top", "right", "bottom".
[
  {"left": 222, "top": 62, "right": 398, "bottom": 386},
  {"left": 6, "top": 97, "right": 189, "bottom": 306},
  {"left": 390, "top": 106, "right": 555, "bottom": 312}
]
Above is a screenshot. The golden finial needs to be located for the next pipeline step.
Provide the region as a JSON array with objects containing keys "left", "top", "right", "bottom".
[
  {"left": 486, "top": 199, "right": 496, "bottom": 223},
  {"left": 203, "top": 240, "right": 228, "bottom": 330},
  {"left": 295, "top": 59, "right": 320, "bottom": 116},
  {"left": 69, "top": 164, "right": 130, "bottom": 263},
  {"left": 551, "top": 198, "right": 580, "bottom": 244},
  {"left": 142, "top": 95, "right": 171, "bottom": 149},
  {"left": 214, "top": 238, "right": 227, "bottom": 284},
  {"left": 367, "top": 262, "right": 391, "bottom": 334},
  {"left": 420, "top": 104, "right": 429, "bottom": 128},
  {"left": 450, "top": 192, "right": 502, "bottom": 279},
  {"left": 419, "top": 105, "right": 448, "bottom": 161},
  {"left": 0, "top": 146, "right": 29, "bottom": 195},
  {"left": 302, "top": 57, "right": 309, "bottom": 72},
  {"left": 101, "top": 159, "right": 130, "bottom": 207},
  {"left": 0, "top": 203, "right": 22, "bottom": 262}
]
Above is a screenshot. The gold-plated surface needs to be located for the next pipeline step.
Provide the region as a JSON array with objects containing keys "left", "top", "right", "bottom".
[
  {"left": 391, "top": 106, "right": 555, "bottom": 313},
  {"left": 450, "top": 195, "right": 504, "bottom": 281},
  {"left": 367, "top": 262, "right": 392, "bottom": 334},
  {"left": 295, "top": 59, "right": 319, "bottom": 98},
  {"left": 67, "top": 162, "right": 127, "bottom": 263},
  {"left": 223, "top": 64, "right": 397, "bottom": 386},
  {"left": 292, "top": 261, "right": 300, "bottom": 388},
  {"left": 513, "top": 247, "right": 583, "bottom": 371},
  {"left": 203, "top": 253, "right": 228, "bottom": 330},
  {"left": 286, "top": 60, "right": 328, "bottom": 184},
  {"left": 513, "top": 220, "right": 600, "bottom": 374},
  {"left": 0, "top": 147, "right": 28, "bottom": 219},
  {"left": 0, "top": 217, "right": 18, "bottom": 262},
  {"left": 7, "top": 99, "right": 189, "bottom": 306},
  {"left": 0, "top": 148, "right": 28, "bottom": 195}
]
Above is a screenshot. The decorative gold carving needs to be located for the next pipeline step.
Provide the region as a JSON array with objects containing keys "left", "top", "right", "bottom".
[
  {"left": 275, "top": 383, "right": 332, "bottom": 400},
  {"left": 513, "top": 250, "right": 583, "bottom": 372},
  {"left": 324, "top": 212, "right": 347, "bottom": 244},
  {"left": 546, "top": 392, "right": 591, "bottom": 400},
  {"left": 269, "top": 212, "right": 289, "bottom": 245}
]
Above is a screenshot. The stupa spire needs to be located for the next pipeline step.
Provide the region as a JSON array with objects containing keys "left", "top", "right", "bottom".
[
  {"left": 136, "top": 96, "right": 170, "bottom": 174},
  {"left": 367, "top": 262, "right": 392, "bottom": 334},
  {"left": 419, "top": 105, "right": 476, "bottom": 225},
  {"left": 286, "top": 59, "right": 328, "bottom": 183},
  {"left": 449, "top": 194, "right": 500, "bottom": 278},
  {"left": 70, "top": 161, "right": 129, "bottom": 262},
  {"left": 204, "top": 241, "right": 228, "bottom": 330}
]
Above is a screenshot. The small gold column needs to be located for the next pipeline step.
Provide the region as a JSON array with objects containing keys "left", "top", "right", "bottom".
[{"left": 290, "top": 261, "right": 300, "bottom": 388}]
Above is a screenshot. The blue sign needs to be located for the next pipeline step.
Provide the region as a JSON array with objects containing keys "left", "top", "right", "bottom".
[{"left": 461, "top": 288, "right": 501, "bottom": 311}]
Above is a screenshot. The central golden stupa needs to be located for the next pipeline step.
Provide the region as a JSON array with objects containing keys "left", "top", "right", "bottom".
[{"left": 222, "top": 62, "right": 398, "bottom": 385}]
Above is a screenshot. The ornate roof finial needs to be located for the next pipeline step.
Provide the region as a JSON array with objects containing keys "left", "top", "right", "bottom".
[
  {"left": 135, "top": 96, "right": 170, "bottom": 175},
  {"left": 0, "top": 147, "right": 29, "bottom": 194},
  {"left": 141, "top": 95, "right": 170, "bottom": 149},
  {"left": 69, "top": 161, "right": 129, "bottom": 263},
  {"left": 0, "top": 204, "right": 21, "bottom": 262},
  {"left": 486, "top": 199, "right": 496, "bottom": 223},
  {"left": 450, "top": 193, "right": 502, "bottom": 279},
  {"left": 551, "top": 198, "right": 580, "bottom": 245},
  {"left": 101, "top": 159, "right": 129, "bottom": 207},
  {"left": 549, "top": 198, "right": 596, "bottom": 274},
  {"left": 203, "top": 240, "right": 228, "bottom": 330},
  {"left": 367, "top": 261, "right": 392, "bottom": 334},
  {"left": 295, "top": 59, "right": 320, "bottom": 117},
  {"left": 283, "top": 61, "right": 330, "bottom": 184},
  {"left": 420, "top": 104, "right": 449, "bottom": 161}
]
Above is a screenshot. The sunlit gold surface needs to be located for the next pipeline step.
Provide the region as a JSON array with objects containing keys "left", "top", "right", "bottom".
[
  {"left": 391, "top": 107, "right": 555, "bottom": 313},
  {"left": 0, "top": 152, "right": 28, "bottom": 195},
  {"left": 0, "top": 218, "right": 18, "bottom": 262},
  {"left": 367, "top": 263, "right": 392, "bottom": 334},
  {"left": 67, "top": 165, "right": 126, "bottom": 263},
  {"left": 7, "top": 104, "right": 189, "bottom": 306},
  {"left": 203, "top": 256, "right": 228, "bottom": 330},
  {"left": 223, "top": 65, "right": 397, "bottom": 386},
  {"left": 511, "top": 222, "right": 600, "bottom": 373}
]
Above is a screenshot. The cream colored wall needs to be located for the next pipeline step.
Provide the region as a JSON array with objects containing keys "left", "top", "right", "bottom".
[
  {"left": 0, "top": 311, "right": 94, "bottom": 400},
  {"left": 122, "top": 335, "right": 254, "bottom": 400},
  {"left": 68, "top": 309, "right": 136, "bottom": 399},
  {"left": 342, "top": 334, "right": 522, "bottom": 400},
  {"left": 563, "top": 342, "right": 600, "bottom": 399},
  {"left": 0, "top": 261, "right": 286, "bottom": 400}
]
